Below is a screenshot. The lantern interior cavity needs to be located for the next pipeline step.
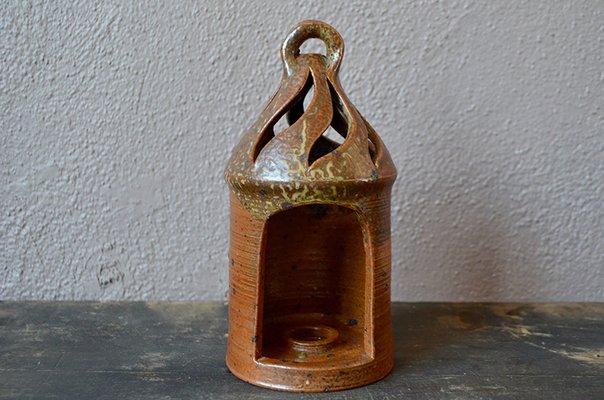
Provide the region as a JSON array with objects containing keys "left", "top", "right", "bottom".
[{"left": 258, "top": 204, "right": 373, "bottom": 364}]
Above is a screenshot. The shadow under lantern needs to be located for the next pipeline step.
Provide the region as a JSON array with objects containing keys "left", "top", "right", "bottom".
[{"left": 224, "top": 20, "right": 397, "bottom": 392}]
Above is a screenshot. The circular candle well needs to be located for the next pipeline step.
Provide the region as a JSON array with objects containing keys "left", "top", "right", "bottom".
[{"left": 287, "top": 325, "right": 339, "bottom": 352}]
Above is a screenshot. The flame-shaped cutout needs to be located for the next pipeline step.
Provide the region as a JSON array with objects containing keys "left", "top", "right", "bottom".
[
  {"left": 368, "top": 139, "right": 377, "bottom": 161},
  {"left": 252, "top": 73, "right": 315, "bottom": 162},
  {"left": 363, "top": 115, "right": 381, "bottom": 167},
  {"left": 367, "top": 133, "right": 378, "bottom": 165},
  {"left": 308, "top": 80, "right": 349, "bottom": 166}
]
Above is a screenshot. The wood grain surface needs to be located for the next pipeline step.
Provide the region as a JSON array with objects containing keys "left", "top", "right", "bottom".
[{"left": 1, "top": 302, "right": 602, "bottom": 399}]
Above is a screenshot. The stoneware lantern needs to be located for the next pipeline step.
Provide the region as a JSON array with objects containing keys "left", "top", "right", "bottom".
[{"left": 224, "top": 20, "right": 397, "bottom": 392}]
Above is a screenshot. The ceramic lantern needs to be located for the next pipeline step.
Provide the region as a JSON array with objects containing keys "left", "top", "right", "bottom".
[{"left": 224, "top": 20, "right": 397, "bottom": 392}]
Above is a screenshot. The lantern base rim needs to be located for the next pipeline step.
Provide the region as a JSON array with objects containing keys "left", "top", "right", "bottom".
[{"left": 225, "top": 353, "right": 393, "bottom": 392}]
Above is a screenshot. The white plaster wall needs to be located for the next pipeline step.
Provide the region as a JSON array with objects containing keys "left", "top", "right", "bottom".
[{"left": 1, "top": 1, "right": 603, "bottom": 301}]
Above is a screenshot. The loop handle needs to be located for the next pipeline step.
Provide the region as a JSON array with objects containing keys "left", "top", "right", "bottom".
[{"left": 281, "top": 20, "right": 344, "bottom": 76}]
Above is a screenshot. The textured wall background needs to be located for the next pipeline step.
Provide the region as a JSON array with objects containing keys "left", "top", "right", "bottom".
[{"left": 1, "top": 1, "right": 603, "bottom": 301}]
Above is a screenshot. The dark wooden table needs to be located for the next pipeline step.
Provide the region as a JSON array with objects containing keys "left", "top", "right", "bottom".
[{"left": 1, "top": 302, "right": 602, "bottom": 399}]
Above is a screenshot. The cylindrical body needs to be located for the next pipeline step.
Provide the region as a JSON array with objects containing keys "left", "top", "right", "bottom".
[{"left": 225, "top": 178, "right": 395, "bottom": 392}]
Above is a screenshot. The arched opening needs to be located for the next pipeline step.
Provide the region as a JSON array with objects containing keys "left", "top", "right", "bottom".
[{"left": 258, "top": 204, "right": 372, "bottom": 364}]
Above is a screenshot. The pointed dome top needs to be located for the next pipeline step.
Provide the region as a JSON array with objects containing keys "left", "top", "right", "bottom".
[{"left": 225, "top": 21, "right": 396, "bottom": 217}]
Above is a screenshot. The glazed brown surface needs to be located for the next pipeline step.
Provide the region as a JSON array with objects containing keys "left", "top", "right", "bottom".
[{"left": 224, "top": 20, "right": 397, "bottom": 392}]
